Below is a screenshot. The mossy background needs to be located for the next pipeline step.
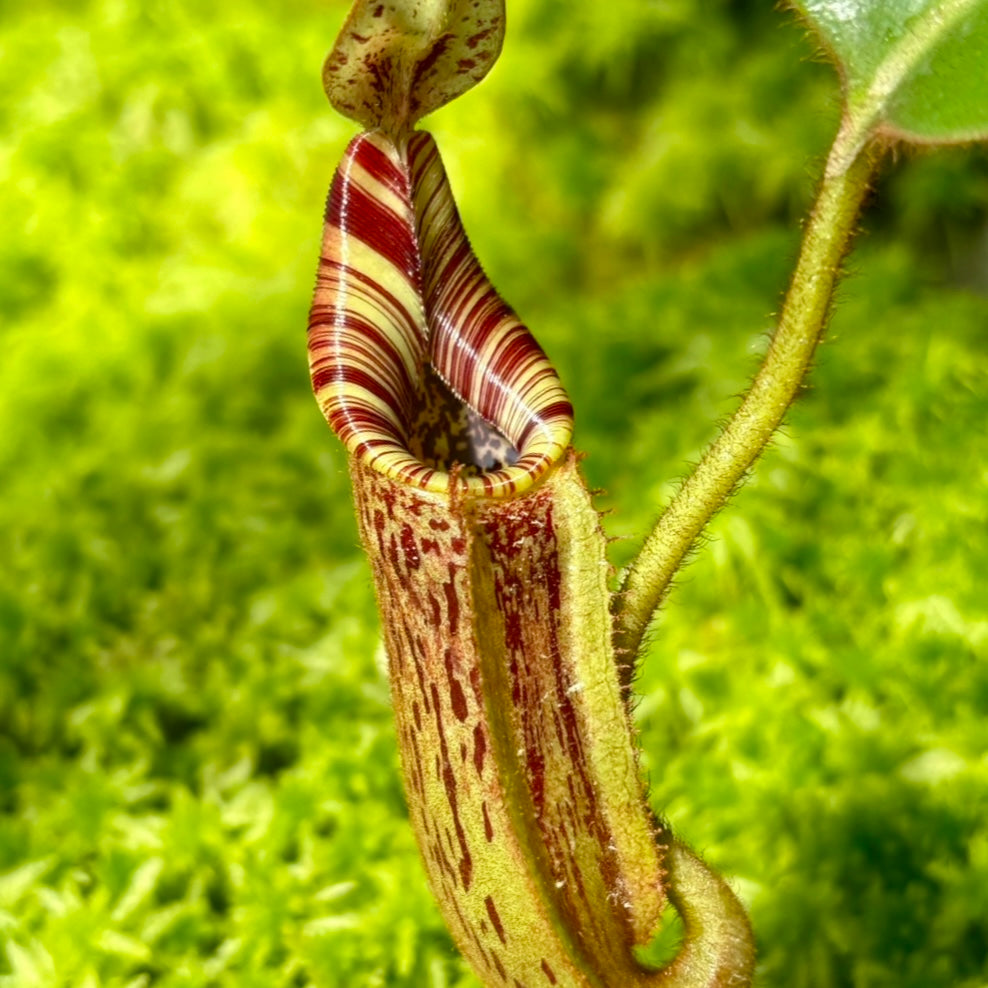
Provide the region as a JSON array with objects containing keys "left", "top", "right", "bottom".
[{"left": 2, "top": 0, "right": 987, "bottom": 985}]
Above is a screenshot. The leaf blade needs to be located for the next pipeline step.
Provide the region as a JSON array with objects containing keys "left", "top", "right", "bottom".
[
  {"left": 793, "top": 0, "right": 988, "bottom": 153},
  {"left": 881, "top": 0, "right": 988, "bottom": 143}
]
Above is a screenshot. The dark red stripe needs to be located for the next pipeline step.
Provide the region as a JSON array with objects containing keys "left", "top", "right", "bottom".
[
  {"left": 484, "top": 895, "right": 507, "bottom": 944},
  {"left": 350, "top": 134, "right": 409, "bottom": 199},
  {"left": 331, "top": 179, "right": 419, "bottom": 284}
]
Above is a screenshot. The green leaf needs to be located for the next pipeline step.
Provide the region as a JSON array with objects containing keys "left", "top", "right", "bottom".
[
  {"left": 323, "top": 0, "right": 505, "bottom": 135},
  {"left": 793, "top": 0, "right": 988, "bottom": 157}
]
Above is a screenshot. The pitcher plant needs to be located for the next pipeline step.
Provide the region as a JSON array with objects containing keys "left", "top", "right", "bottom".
[{"left": 305, "top": 1, "right": 988, "bottom": 985}]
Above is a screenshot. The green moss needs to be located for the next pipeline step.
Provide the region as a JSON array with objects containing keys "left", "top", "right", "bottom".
[{"left": 1, "top": 0, "right": 986, "bottom": 985}]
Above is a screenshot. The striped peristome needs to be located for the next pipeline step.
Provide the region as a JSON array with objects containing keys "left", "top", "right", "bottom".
[
  {"left": 408, "top": 133, "right": 576, "bottom": 469},
  {"left": 309, "top": 129, "right": 573, "bottom": 497},
  {"left": 308, "top": 118, "right": 754, "bottom": 987}
]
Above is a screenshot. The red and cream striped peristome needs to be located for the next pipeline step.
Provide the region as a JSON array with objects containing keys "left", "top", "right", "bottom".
[
  {"left": 306, "top": 2, "right": 754, "bottom": 985},
  {"left": 309, "top": 128, "right": 573, "bottom": 498}
]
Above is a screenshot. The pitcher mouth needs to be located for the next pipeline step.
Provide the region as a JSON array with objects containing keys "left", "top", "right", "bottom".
[{"left": 308, "top": 129, "right": 573, "bottom": 498}]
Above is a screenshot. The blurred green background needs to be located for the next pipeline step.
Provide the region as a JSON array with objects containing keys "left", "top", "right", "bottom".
[{"left": 2, "top": 0, "right": 987, "bottom": 985}]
